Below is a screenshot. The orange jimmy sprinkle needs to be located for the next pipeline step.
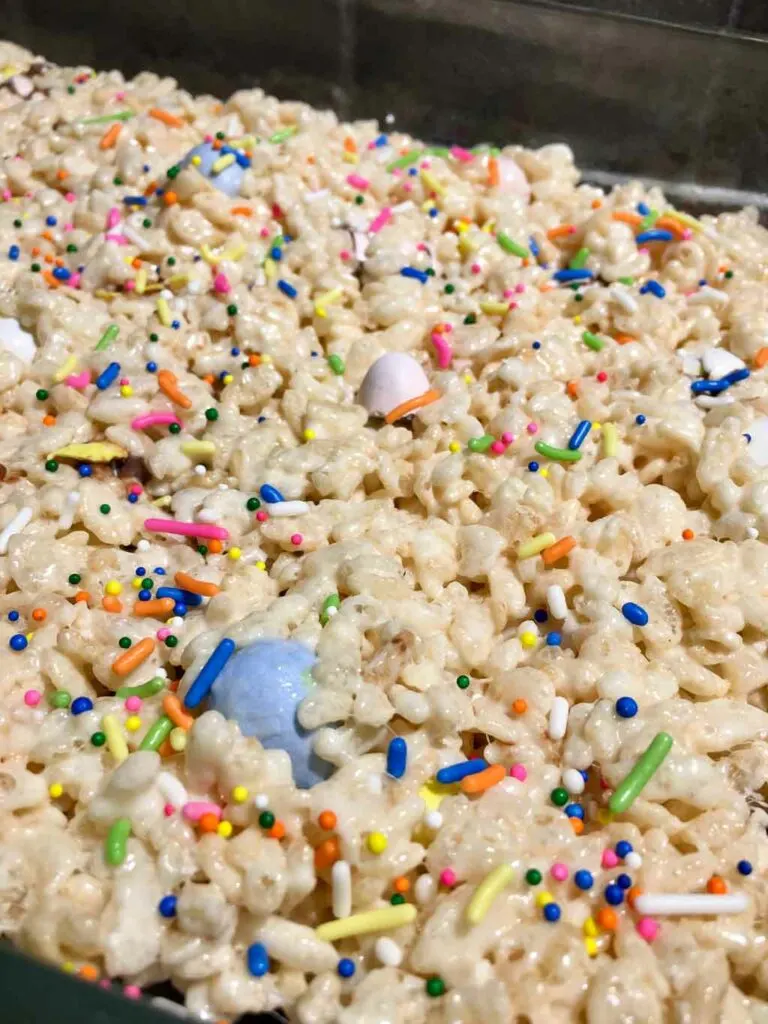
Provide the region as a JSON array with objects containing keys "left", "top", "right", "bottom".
[
  {"left": 754, "top": 347, "right": 768, "bottom": 369},
  {"left": 158, "top": 738, "right": 175, "bottom": 757},
  {"left": 512, "top": 698, "right": 528, "bottom": 715},
  {"left": 100, "top": 123, "right": 122, "bottom": 149},
  {"left": 385, "top": 388, "right": 441, "bottom": 424},
  {"left": 318, "top": 810, "right": 337, "bottom": 831},
  {"left": 230, "top": 206, "right": 253, "bottom": 217},
  {"left": 546, "top": 224, "right": 577, "bottom": 240},
  {"left": 570, "top": 818, "right": 584, "bottom": 835},
  {"left": 112, "top": 637, "right": 155, "bottom": 676},
  {"left": 149, "top": 108, "right": 184, "bottom": 128},
  {"left": 163, "top": 693, "right": 194, "bottom": 731},
  {"left": 133, "top": 597, "right": 175, "bottom": 618},
  {"left": 102, "top": 596, "right": 122, "bottom": 613},
  {"left": 613, "top": 334, "right": 637, "bottom": 345},
  {"left": 541, "top": 536, "right": 576, "bottom": 566},
  {"left": 654, "top": 216, "right": 686, "bottom": 238},
  {"left": 157, "top": 369, "right": 192, "bottom": 409},
  {"left": 460, "top": 763, "right": 505, "bottom": 794},
  {"left": 314, "top": 836, "right": 341, "bottom": 870},
  {"left": 596, "top": 908, "right": 618, "bottom": 930},
  {"left": 174, "top": 571, "right": 220, "bottom": 597},
  {"left": 143, "top": 180, "right": 158, "bottom": 197},
  {"left": 487, "top": 156, "right": 500, "bottom": 188},
  {"left": 566, "top": 380, "right": 580, "bottom": 398},
  {"left": 612, "top": 211, "right": 642, "bottom": 227}
]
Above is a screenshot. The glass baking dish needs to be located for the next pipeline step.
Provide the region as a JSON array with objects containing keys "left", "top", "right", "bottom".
[{"left": 1, "top": 1, "right": 766, "bottom": 1021}]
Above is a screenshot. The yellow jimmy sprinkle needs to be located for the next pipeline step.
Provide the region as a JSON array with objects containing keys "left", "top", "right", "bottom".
[
  {"left": 517, "top": 533, "right": 557, "bottom": 560},
  {"left": 466, "top": 863, "right": 514, "bottom": 925},
  {"left": 315, "top": 904, "right": 416, "bottom": 941}
]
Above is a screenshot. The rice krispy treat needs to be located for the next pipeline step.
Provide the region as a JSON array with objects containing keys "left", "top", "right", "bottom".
[{"left": 0, "top": 40, "right": 767, "bottom": 1024}]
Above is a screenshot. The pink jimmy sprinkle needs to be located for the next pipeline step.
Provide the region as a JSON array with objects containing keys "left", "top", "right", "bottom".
[
  {"left": 213, "top": 272, "right": 231, "bottom": 294},
  {"left": 182, "top": 801, "right": 222, "bottom": 821},
  {"left": 144, "top": 517, "right": 229, "bottom": 540},
  {"left": 69, "top": 272, "right": 81, "bottom": 288},
  {"left": 346, "top": 173, "right": 369, "bottom": 190},
  {"left": 157, "top": 628, "right": 171, "bottom": 641},
  {"left": 450, "top": 146, "right": 474, "bottom": 162},
  {"left": 368, "top": 207, "right": 392, "bottom": 234},
  {"left": 65, "top": 371, "right": 91, "bottom": 389},
  {"left": 106, "top": 207, "right": 121, "bottom": 230},
  {"left": 105, "top": 234, "right": 130, "bottom": 245},
  {"left": 132, "top": 412, "right": 182, "bottom": 430},
  {"left": 123, "top": 280, "right": 136, "bottom": 291},
  {"left": 431, "top": 332, "right": 453, "bottom": 369}
]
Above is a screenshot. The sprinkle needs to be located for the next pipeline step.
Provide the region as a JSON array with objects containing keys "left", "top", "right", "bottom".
[
  {"left": 466, "top": 863, "right": 515, "bottom": 925},
  {"left": 132, "top": 412, "right": 182, "bottom": 430},
  {"left": 155, "top": 368, "right": 192, "bottom": 409},
  {"left": 182, "top": 801, "right": 222, "bottom": 822},
  {"left": 534, "top": 441, "right": 582, "bottom": 463},
  {"left": 180, "top": 441, "right": 216, "bottom": 460},
  {"left": 112, "top": 637, "right": 155, "bottom": 676},
  {"left": 615, "top": 696, "right": 638, "bottom": 718},
  {"left": 386, "top": 737, "right": 407, "bottom": 779},
  {"left": 105, "top": 818, "right": 132, "bottom": 865},
  {"left": 82, "top": 111, "right": 135, "bottom": 125},
  {"left": 137, "top": 714, "right": 172, "bottom": 751},
  {"left": 636, "top": 229, "right": 673, "bottom": 244},
  {"left": 635, "top": 893, "right": 747, "bottom": 916},
  {"left": 567, "top": 420, "right": 592, "bottom": 451},
  {"left": 95, "top": 362, "right": 121, "bottom": 391},
  {"left": 278, "top": 279, "right": 297, "bottom": 298},
  {"left": 553, "top": 269, "right": 593, "bottom": 283},
  {"left": 183, "top": 638, "right": 236, "bottom": 708},
  {"left": 116, "top": 676, "right": 165, "bottom": 699},
  {"left": 541, "top": 536, "right": 576, "bottom": 566},
  {"left": 460, "top": 763, "right": 505, "bottom": 794},
  {"left": 102, "top": 714, "right": 129, "bottom": 763},
  {"left": 0, "top": 506, "right": 33, "bottom": 554},
  {"left": 95, "top": 324, "right": 119, "bottom": 351},
  {"left": 497, "top": 233, "right": 529, "bottom": 258},
  {"left": 517, "top": 533, "right": 557, "bottom": 560},
  {"left": 737, "top": 859, "right": 753, "bottom": 876},
  {"left": 400, "top": 267, "right": 428, "bottom": 284},
  {"left": 155, "top": 297, "right": 173, "bottom": 327},
  {"left": 269, "top": 126, "right": 298, "bottom": 144},
  {"left": 328, "top": 354, "right": 345, "bottom": 375},
  {"left": 260, "top": 484, "right": 285, "bottom": 504},
  {"left": 331, "top": 860, "right": 353, "bottom": 918},
  {"left": 467, "top": 434, "right": 495, "bottom": 453},
  {"left": 144, "top": 518, "right": 229, "bottom": 540},
  {"left": 149, "top": 107, "right": 184, "bottom": 127},
  {"left": 621, "top": 602, "right": 648, "bottom": 626},
  {"left": 609, "top": 732, "right": 673, "bottom": 814},
  {"left": 316, "top": 903, "right": 416, "bottom": 940},
  {"left": 479, "top": 301, "right": 510, "bottom": 316},
  {"left": 430, "top": 331, "right": 453, "bottom": 368},
  {"left": 99, "top": 124, "right": 122, "bottom": 150},
  {"left": 582, "top": 331, "right": 604, "bottom": 352},
  {"left": 367, "top": 831, "right": 388, "bottom": 854},
  {"left": 640, "top": 280, "right": 666, "bottom": 298},
  {"left": 569, "top": 247, "right": 590, "bottom": 269},
  {"left": 386, "top": 150, "right": 421, "bottom": 172},
  {"left": 368, "top": 207, "right": 393, "bottom": 234},
  {"left": 548, "top": 696, "right": 570, "bottom": 740},
  {"left": 246, "top": 943, "right": 270, "bottom": 977},
  {"left": 436, "top": 759, "right": 488, "bottom": 784}
]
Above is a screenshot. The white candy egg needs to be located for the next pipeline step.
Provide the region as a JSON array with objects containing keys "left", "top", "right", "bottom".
[
  {"left": 0, "top": 318, "right": 35, "bottom": 363},
  {"left": 358, "top": 352, "right": 436, "bottom": 420},
  {"left": 496, "top": 156, "right": 531, "bottom": 201}
]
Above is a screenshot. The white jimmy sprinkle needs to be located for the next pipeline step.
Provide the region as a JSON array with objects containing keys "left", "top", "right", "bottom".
[
  {"left": 304, "top": 189, "right": 329, "bottom": 203},
  {"left": 611, "top": 286, "right": 639, "bottom": 315},
  {"left": 635, "top": 892, "right": 748, "bottom": 916},
  {"left": 548, "top": 696, "right": 570, "bottom": 741},
  {"left": 331, "top": 860, "right": 352, "bottom": 919},
  {"left": 157, "top": 771, "right": 189, "bottom": 808},
  {"left": 547, "top": 584, "right": 568, "bottom": 620},
  {"left": 414, "top": 873, "right": 435, "bottom": 905},
  {"left": 689, "top": 287, "right": 730, "bottom": 307},
  {"left": 265, "top": 500, "right": 310, "bottom": 518},
  {"left": 0, "top": 506, "right": 33, "bottom": 554},
  {"left": 562, "top": 768, "right": 585, "bottom": 794},
  {"left": 374, "top": 936, "right": 403, "bottom": 967}
]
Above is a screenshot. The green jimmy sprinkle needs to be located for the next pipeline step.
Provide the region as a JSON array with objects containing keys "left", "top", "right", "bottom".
[
  {"left": 609, "top": 732, "right": 673, "bottom": 814},
  {"left": 95, "top": 324, "right": 119, "bottom": 351},
  {"left": 269, "top": 126, "right": 298, "bottom": 144},
  {"left": 496, "top": 232, "right": 529, "bottom": 259},
  {"left": 81, "top": 111, "right": 135, "bottom": 125},
  {"left": 116, "top": 676, "right": 165, "bottom": 700},
  {"left": 639, "top": 208, "right": 659, "bottom": 231},
  {"left": 426, "top": 146, "right": 450, "bottom": 158},
  {"left": 534, "top": 441, "right": 583, "bottom": 463},
  {"left": 139, "top": 714, "right": 173, "bottom": 752},
  {"left": 320, "top": 593, "right": 341, "bottom": 625},
  {"left": 386, "top": 150, "right": 422, "bottom": 172},
  {"left": 467, "top": 434, "right": 495, "bottom": 453},
  {"left": 328, "top": 354, "right": 345, "bottom": 375},
  {"left": 582, "top": 330, "right": 605, "bottom": 352},
  {"left": 569, "top": 247, "right": 590, "bottom": 270},
  {"left": 105, "top": 818, "right": 132, "bottom": 866}
]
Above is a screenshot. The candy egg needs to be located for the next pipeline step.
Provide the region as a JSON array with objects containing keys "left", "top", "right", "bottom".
[
  {"left": 700, "top": 347, "right": 746, "bottom": 379},
  {"left": 179, "top": 142, "right": 248, "bottom": 198},
  {"left": 0, "top": 317, "right": 35, "bottom": 363},
  {"left": 208, "top": 638, "right": 333, "bottom": 789},
  {"left": 496, "top": 156, "right": 531, "bottom": 202},
  {"left": 358, "top": 352, "right": 440, "bottom": 423}
]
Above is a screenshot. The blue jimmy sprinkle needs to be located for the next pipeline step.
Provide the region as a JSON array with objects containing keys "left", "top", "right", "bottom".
[
  {"left": 260, "top": 483, "right": 285, "bottom": 503},
  {"left": 386, "top": 737, "right": 407, "bottom": 779},
  {"left": 95, "top": 362, "right": 121, "bottom": 390},
  {"left": 568, "top": 420, "right": 592, "bottom": 450},
  {"left": 635, "top": 230, "right": 673, "bottom": 244},
  {"left": 436, "top": 759, "right": 488, "bottom": 784},
  {"left": 552, "top": 269, "right": 593, "bottom": 283},
  {"left": 639, "top": 280, "right": 666, "bottom": 298},
  {"left": 400, "top": 267, "right": 429, "bottom": 284},
  {"left": 123, "top": 196, "right": 147, "bottom": 206},
  {"left": 277, "top": 279, "right": 297, "bottom": 298}
]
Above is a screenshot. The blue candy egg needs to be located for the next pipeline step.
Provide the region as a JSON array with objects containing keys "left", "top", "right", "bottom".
[
  {"left": 208, "top": 638, "right": 333, "bottom": 789},
  {"left": 179, "top": 142, "right": 246, "bottom": 197}
]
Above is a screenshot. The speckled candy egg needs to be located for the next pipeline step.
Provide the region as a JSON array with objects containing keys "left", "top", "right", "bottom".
[
  {"left": 208, "top": 638, "right": 333, "bottom": 789},
  {"left": 179, "top": 142, "right": 247, "bottom": 197},
  {"left": 0, "top": 317, "right": 35, "bottom": 363},
  {"left": 358, "top": 352, "right": 440, "bottom": 422}
]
